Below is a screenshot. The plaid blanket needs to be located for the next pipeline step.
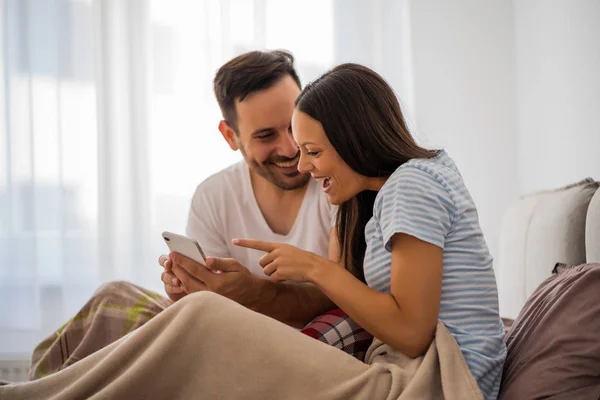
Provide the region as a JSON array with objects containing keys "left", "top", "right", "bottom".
[
  {"left": 30, "top": 281, "right": 172, "bottom": 380},
  {"left": 30, "top": 281, "right": 373, "bottom": 380}
]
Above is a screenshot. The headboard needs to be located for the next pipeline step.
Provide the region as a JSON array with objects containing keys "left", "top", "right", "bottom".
[
  {"left": 585, "top": 187, "right": 600, "bottom": 262},
  {"left": 496, "top": 178, "right": 600, "bottom": 319}
]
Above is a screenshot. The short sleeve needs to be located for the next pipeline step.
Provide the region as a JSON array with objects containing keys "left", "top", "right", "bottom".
[
  {"left": 376, "top": 166, "right": 456, "bottom": 251},
  {"left": 185, "top": 185, "right": 230, "bottom": 259}
]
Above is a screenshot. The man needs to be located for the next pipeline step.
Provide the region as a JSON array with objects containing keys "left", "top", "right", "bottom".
[
  {"left": 29, "top": 51, "right": 371, "bottom": 380},
  {"left": 159, "top": 50, "right": 338, "bottom": 327}
]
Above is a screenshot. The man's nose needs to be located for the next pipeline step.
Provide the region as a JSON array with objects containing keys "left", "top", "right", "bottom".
[{"left": 278, "top": 132, "right": 299, "bottom": 159}]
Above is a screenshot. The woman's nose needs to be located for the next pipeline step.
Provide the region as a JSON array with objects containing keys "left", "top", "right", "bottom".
[{"left": 297, "top": 151, "right": 313, "bottom": 173}]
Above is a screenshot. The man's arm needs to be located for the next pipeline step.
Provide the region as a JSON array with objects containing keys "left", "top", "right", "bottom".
[{"left": 246, "top": 279, "right": 335, "bottom": 329}]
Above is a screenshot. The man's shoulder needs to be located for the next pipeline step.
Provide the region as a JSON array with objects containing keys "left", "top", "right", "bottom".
[{"left": 192, "top": 161, "right": 247, "bottom": 204}]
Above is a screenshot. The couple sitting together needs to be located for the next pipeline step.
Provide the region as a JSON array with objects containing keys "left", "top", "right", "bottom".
[{"left": 2, "top": 50, "right": 506, "bottom": 400}]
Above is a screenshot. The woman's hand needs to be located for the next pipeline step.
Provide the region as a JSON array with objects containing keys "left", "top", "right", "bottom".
[{"left": 233, "top": 239, "right": 328, "bottom": 283}]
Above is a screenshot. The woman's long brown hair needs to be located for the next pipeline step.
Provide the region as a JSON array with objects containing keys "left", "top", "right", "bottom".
[{"left": 296, "top": 64, "right": 438, "bottom": 282}]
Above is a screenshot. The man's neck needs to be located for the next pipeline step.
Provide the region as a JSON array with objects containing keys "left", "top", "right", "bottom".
[{"left": 249, "top": 169, "right": 308, "bottom": 236}]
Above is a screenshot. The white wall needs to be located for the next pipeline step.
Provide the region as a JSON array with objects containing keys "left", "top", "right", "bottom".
[
  {"left": 333, "top": 0, "right": 416, "bottom": 121},
  {"left": 406, "top": 0, "right": 600, "bottom": 317},
  {"left": 408, "top": 0, "right": 519, "bottom": 260},
  {"left": 515, "top": 0, "right": 600, "bottom": 194}
]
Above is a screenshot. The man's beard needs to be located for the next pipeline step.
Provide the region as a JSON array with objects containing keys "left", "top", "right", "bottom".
[{"left": 241, "top": 147, "right": 310, "bottom": 191}]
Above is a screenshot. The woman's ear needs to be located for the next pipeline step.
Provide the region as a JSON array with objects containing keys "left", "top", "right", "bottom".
[{"left": 218, "top": 120, "right": 239, "bottom": 151}]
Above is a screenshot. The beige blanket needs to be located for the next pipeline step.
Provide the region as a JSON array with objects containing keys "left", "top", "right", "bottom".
[
  {"left": 30, "top": 281, "right": 373, "bottom": 380},
  {"left": 1, "top": 292, "right": 482, "bottom": 400}
]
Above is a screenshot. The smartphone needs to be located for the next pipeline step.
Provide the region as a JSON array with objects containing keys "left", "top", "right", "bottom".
[{"left": 162, "top": 231, "right": 207, "bottom": 266}]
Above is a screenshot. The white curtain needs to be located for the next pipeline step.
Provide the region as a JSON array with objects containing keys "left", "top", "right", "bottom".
[{"left": 0, "top": 0, "right": 412, "bottom": 357}]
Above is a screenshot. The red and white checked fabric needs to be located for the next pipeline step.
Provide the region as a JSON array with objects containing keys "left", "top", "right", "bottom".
[{"left": 301, "top": 308, "right": 373, "bottom": 362}]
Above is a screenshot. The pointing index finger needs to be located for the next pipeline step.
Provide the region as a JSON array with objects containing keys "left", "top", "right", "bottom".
[{"left": 232, "top": 238, "right": 277, "bottom": 252}]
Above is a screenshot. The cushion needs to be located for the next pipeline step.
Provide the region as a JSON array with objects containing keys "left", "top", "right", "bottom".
[
  {"left": 586, "top": 188, "right": 600, "bottom": 262},
  {"left": 496, "top": 178, "right": 599, "bottom": 318},
  {"left": 499, "top": 263, "right": 600, "bottom": 399}
]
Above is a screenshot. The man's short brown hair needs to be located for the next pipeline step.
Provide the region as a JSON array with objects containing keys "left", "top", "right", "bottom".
[{"left": 213, "top": 50, "right": 301, "bottom": 133}]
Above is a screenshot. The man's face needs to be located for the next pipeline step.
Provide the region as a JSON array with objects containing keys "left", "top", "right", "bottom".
[{"left": 234, "top": 75, "right": 309, "bottom": 191}]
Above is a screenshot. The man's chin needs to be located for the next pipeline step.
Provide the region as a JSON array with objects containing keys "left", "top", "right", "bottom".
[
  {"left": 249, "top": 162, "right": 309, "bottom": 191},
  {"left": 280, "top": 169, "right": 301, "bottom": 178},
  {"left": 268, "top": 168, "right": 310, "bottom": 191},
  {"left": 277, "top": 175, "right": 311, "bottom": 191}
]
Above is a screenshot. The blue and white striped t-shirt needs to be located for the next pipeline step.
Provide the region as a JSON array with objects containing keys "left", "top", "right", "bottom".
[{"left": 363, "top": 150, "right": 506, "bottom": 400}]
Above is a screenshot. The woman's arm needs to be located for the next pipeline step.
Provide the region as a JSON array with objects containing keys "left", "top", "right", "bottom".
[
  {"left": 310, "top": 232, "right": 443, "bottom": 358},
  {"left": 233, "top": 230, "right": 443, "bottom": 357}
]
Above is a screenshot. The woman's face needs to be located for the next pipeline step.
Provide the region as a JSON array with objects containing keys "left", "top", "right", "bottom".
[{"left": 291, "top": 109, "right": 367, "bottom": 205}]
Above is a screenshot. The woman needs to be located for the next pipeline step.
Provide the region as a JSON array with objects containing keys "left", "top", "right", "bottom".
[
  {"left": 235, "top": 63, "right": 506, "bottom": 398},
  {"left": 1, "top": 64, "right": 504, "bottom": 400}
]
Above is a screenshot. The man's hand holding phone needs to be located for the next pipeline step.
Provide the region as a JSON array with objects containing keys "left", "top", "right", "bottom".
[
  {"left": 168, "top": 253, "right": 261, "bottom": 306},
  {"left": 158, "top": 232, "right": 261, "bottom": 306}
]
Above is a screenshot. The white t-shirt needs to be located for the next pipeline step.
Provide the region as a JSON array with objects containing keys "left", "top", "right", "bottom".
[{"left": 186, "top": 161, "right": 336, "bottom": 277}]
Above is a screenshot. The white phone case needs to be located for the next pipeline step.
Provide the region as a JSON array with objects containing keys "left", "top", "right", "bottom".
[{"left": 162, "top": 231, "right": 207, "bottom": 266}]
